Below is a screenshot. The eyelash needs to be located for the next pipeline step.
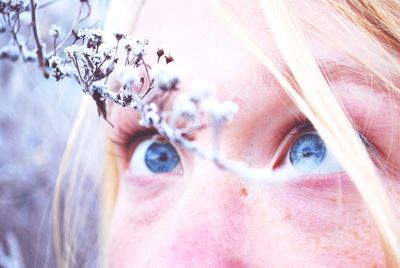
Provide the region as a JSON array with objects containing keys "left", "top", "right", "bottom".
[
  {"left": 270, "top": 117, "right": 312, "bottom": 170},
  {"left": 271, "top": 116, "right": 381, "bottom": 170},
  {"left": 110, "top": 124, "right": 158, "bottom": 163},
  {"left": 112, "top": 115, "right": 381, "bottom": 174}
]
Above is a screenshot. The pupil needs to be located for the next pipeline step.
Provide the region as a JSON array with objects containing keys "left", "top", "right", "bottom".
[
  {"left": 145, "top": 142, "right": 180, "bottom": 173},
  {"left": 158, "top": 153, "right": 168, "bottom": 162},
  {"left": 301, "top": 149, "right": 313, "bottom": 157},
  {"left": 289, "top": 133, "right": 327, "bottom": 172}
]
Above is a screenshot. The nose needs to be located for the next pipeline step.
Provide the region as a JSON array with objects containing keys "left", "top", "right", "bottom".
[{"left": 147, "top": 163, "right": 250, "bottom": 268}]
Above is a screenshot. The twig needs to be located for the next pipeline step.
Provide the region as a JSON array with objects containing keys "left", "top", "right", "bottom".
[
  {"left": 37, "top": 0, "right": 59, "bottom": 10},
  {"left": 29, "top": 0, "right": 48, "bottom": 76},
  {"left": 53, "top": 36, "right": 57, "bottom": 56},
  {"left": 11, "top": 31, "right": 26, "bottom": 61},
  {"left": 54, "top": 2, "right": 91, "bottom": 54}
]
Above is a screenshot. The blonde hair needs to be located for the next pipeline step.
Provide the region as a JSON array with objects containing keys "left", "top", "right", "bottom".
[{"left": 55, "top": 0, "right": 400, "bottom": 267}]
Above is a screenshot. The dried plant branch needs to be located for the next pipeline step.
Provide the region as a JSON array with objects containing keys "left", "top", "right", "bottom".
[
  {"left": 10, "top": 28, "right": 25, "bottom": 59},
  {"left": 29, "top": 0, "right": 46, "bottom": 72},
  {"left": 54, "top": 2, "right": 90, "bottom": 55},
  {"left": 0, "top": 0, "right": 287, "bottom": 184}
]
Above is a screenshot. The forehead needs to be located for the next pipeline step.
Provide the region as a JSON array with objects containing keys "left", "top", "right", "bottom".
[
  {"left": 133, "top": 0, "right": 273, "bottom": 82},
  {"left": 132, "top": 0, "right": 374, "bottom": 83},
  {"left": 116, "top": 0, "right": 400, "bottom": 129}
]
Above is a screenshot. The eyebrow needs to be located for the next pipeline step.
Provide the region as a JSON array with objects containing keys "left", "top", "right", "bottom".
[
  {"left": 318, "top": 59, "right": 375, "bottom": 84},
  {"left": 271, "top": 56, "right": 382, "bottom": 96}
]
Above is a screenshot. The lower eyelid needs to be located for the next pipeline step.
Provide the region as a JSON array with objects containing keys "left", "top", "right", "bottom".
[
  {"left": 124, "top": 170, "right": 178, "bottom": 187},
  {"left": 123, "top": 170, "right": 179, "bottom": 201},
  {"left": 286, "top": 171, "right": 354, "bottom": 193}
]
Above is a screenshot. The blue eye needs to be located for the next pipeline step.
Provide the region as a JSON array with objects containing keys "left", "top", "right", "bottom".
[
  {"left": 129, "top": 139, "right": 181, "bottom": 175},
  {"left": 288, "top": 132, "right": 342, "bottom": 174},
  {"left": 145, "top": 142, "right": 180, "bottom": 173}
]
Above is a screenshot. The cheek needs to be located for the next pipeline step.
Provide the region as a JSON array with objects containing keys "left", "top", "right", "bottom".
[
  {"left": 107, "top": 178, "right": 178, "bottom": 267},
  {"left": 246, "top": 184, "right": 386, "bottom": 267},
  {"left": 107, "top": 170, "right": 389, "bottom": 268},
  {"left": 108, "top": 199, "right": 176, "bottom": 268}
]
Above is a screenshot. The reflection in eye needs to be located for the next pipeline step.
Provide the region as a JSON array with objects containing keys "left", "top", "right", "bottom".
[
  {"left": 130, "top": 139, "right": 181, "bottom": 175},
  {"left": 288, "top": 132, "right": 341, "bottom": 174}
]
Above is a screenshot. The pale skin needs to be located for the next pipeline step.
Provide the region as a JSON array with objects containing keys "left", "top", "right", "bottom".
[{"left": 107, "top": 0, "right": 400, "bottom": 267}]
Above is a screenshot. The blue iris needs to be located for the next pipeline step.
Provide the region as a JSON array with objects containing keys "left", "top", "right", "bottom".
[
  {"left": 145, "top": 142, "right": 180, "bottom": 173},
  {"left": 289, "top": 133, "right": 327, "bottom": 172}
]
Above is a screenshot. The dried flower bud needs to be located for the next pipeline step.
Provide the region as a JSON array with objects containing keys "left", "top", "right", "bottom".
[
  {"left": 132, "top": 40, "right": 148, "bottom": 57},
  {"left": 129, "top": 101, "right": 138, "bottom": 109},
  {"left": 1, "top": 0, "right": 24, "bottom": 14},
  {"left": 144, "top": 110, "right": 160, "bottom": 126},
  {"left": 99, "top": 44, "right": 113, "bottom": 60},
  {"left": 189, "top": 79, "right": 215, "bottom": 103},
  {"left": 91, "top": 53, "right": 103, "bottom": 65},
  {"left": 140, "top": 103, "right": 160, "bottom": 126},
  {"left": 87, "top": 29, "right": 103, "bottom": 49},
  {"left": 24, "top": 51, "right": 37, "bottom": 62},
  {"left": 0, "top": 45, "right": 19, "bottom": 61},
  {"left": 48, "top": 55, "right": 61, "bottom": 68},
  {"left": 64, "top": 44, "right": 82, "bottom": 58},
  {"left": 165, "top": 54, "right": 174, "bottom": 64},
  {"left": 49, "top": 24, "right": 64, "bottom": 38},
  {"left": 114, "top": 33, "right": 125, "bottom": 41},
  {"left": 119, "top": 66, "right": 140, "bottom": 88},
  {"left": 116, "top": 88, "right": 133, "bottom": 106},
  {"left": 157, "top": 48, "right": 164, "bottom": 58},
  {"left": 0, "top": 1, "right": 8, "bottom": 14},
  {"left": 173, "top": 93, "right": 197, "bottom": 119},
  {"left": 52, "top": 66, "right": 66, "bottom": 81},
  {"left": 76, "top": 28, "right": 87, "bottom": 39},
  {"left": 151, "top": 63, "right": 180, "bottom": 91},
  {"left": 91, "top": 83, "right": 109, "bottom": 95},
  {"left": 202, "top": 98, "right": 239, "bottom": 121},
  {"left": 125, "top": 43, "right": 132, "bottom": 52}
]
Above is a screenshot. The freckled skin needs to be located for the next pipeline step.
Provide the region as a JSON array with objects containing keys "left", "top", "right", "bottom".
[{"left": 107, "top": 0, "right": 400, "bottom": 267}]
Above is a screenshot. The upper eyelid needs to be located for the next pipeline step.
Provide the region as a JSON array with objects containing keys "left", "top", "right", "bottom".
[
  {"left": 111, "top": 126, "right": 157, "bottom": 147},
  {"left": 283, "top": 122, "right": 313, "bottom": 143},
  {"left": 110, "top": 126, "right": 159, "bottom": 167}
]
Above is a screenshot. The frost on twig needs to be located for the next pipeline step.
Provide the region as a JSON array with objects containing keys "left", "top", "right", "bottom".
[
  {"left": 0, "top": 1, "right": 286, "bottom": 183},
  {"left": 0, "top": 0, "right": 91, "bottom": 77}
]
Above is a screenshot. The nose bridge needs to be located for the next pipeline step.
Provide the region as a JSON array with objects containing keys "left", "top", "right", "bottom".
[
  {"left": 173, "top": 161, "right": 245, "bottom": 229},
  {"left": 179, "top": 159, "right": 247, "bottom": 225},
  {"left": 150, "top": 162, "right": 250, "bottom": 267}
]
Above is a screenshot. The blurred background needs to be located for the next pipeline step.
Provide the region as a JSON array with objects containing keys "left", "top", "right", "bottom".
[{"left": 0, "top": 0, "right": 108, "bottom": 267}]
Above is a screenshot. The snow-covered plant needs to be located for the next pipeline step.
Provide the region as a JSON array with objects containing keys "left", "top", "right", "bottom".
[{"left": 0, "top": 0, "right": 285, "bottom": 183}]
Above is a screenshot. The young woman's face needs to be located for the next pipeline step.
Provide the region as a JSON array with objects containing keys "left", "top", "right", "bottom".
[{"left": 108, "top": 0, "right": 400, "bottom": 267}]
